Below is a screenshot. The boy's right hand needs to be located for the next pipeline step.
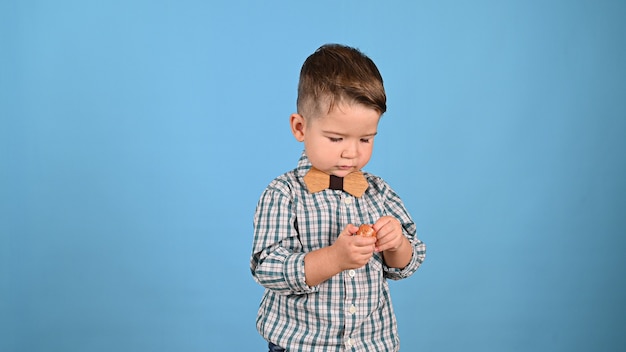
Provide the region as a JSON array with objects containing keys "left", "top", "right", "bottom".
[{"left": 331, "top": 224, "right": 377, "bottom": 270}]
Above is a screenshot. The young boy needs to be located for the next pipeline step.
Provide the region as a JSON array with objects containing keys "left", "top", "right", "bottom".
[{"left": 250, "top": 44, "right": 426, "bottom": 352}]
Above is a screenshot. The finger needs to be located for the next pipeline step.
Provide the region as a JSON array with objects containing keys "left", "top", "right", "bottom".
[
  {"left": 353, "top": 240, "right": 376, "bottom": 254},
  {"left": 373, "top": 217, "right": 392, "bottom": 232},
  {"left": 375, "top": 233, "right": 396, "bottom": 252},
  {"left": 340, "top": 224, "right": 358, "bottom": 237},
  {"left": 374, "top": 238, "right": 387, "bottom": 252},
  {"left": 354, "top": 235, "right": 377, "bottom": 246}
]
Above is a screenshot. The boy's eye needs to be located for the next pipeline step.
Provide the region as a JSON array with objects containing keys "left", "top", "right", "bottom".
[
  {"left": 329, "top": 137, "right": 342, "bottom": 142},
  {"left": 360, "top": 138, "right": 371, "bottom": 143}
]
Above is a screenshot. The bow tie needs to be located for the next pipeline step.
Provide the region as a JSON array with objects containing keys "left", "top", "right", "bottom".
[{"left": 303, "top": 167, "right": 369, "bottom": 198}]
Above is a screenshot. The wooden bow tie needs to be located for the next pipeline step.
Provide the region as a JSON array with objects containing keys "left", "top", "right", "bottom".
[{"left": 303, "top": 167, "right": 368, "bottom": 198}]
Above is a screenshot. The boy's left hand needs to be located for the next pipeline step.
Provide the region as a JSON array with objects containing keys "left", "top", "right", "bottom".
[{"left": 372, "top": 216, "right": 406, "bottom": 253}]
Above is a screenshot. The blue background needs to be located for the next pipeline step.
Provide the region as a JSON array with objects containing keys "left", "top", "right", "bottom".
[{"left": 2, "top": 1, "right": 625, "bottom": 351}]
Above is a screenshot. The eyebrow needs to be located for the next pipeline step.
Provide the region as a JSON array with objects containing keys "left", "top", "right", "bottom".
[{"left": 322, "top": 130, "right": 378, "bottom": 137}]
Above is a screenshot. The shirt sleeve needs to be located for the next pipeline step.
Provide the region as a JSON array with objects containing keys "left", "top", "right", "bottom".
[
  {"left": 250, "top": 182, "right": 317, "bottom": 295},
  {"left": 377, "top": 180, "right": 427, "bottom": 280}
]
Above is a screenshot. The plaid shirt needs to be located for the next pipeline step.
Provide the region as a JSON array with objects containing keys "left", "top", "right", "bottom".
[{"left": 251, "top": 152, "right": 426, "bottom": 351}]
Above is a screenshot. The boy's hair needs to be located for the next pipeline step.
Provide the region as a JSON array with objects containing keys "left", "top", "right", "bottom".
[{"left": 297, "top": 44, "right": 387, "bottom": 118}]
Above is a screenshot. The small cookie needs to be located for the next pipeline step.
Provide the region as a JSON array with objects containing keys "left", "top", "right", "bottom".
[{"left": 356, "top": 224, "right": 376, "bottom": 237}]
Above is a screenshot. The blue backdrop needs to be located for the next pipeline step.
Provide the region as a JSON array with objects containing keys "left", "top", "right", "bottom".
[{"left": 2, "top": 1, "right": 625, "bottom": 351}]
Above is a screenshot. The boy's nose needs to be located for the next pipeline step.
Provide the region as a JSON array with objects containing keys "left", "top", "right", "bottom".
[{"left": 341, "top": 142, "right": 358, "bottom": 159}]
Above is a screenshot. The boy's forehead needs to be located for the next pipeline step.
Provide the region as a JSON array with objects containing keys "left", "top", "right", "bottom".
[
  {"left": 309, "top": 102, "right": 381, "bottom": 130},
  {"left": 304, "top": 96, "right": 379, "bottom": 119}
]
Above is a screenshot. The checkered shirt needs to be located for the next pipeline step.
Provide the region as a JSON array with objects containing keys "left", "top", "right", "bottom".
[{"left": 251, "top": 152, "right": 426, "bottom": 351}]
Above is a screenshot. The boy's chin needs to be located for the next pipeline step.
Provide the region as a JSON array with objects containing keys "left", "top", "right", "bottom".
[{"left": 330, "top": 169, "right": 357, "bottom": 178}]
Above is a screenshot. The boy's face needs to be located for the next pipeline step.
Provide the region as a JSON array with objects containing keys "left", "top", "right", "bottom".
[{"left": 290, "top": 102, "right": 380, "bottom": 177}]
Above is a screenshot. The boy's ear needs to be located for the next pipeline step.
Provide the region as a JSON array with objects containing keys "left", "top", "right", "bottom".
[{"left": 290, "top": 113, "right": 306, "bottom": 142}]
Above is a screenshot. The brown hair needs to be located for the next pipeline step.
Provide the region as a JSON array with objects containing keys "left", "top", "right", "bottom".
[{"left": 297, "top": 44, "right": 386, "bottom": 118}]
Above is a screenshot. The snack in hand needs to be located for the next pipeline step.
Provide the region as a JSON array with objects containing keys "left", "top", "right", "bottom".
[{"left": 356, "top": 224, "right": 377, "bottom": 237}]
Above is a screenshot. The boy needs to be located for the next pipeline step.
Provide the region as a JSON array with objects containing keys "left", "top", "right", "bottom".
[{"left": 250, "top": 44, "right": 426, "bottom": 351}]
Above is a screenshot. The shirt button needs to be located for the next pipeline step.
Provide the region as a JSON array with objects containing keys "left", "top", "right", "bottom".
[
  {"left": 344, "top": 197, "right": 352, "bottom": 205},
  {"left": 348, "top": 270, "right": 356, "bottom": 277},
  {"left": 349, "top": 305, "right": 357, "bottom": 314},
  {"left": 346, "top": 337, "right": 354, "bottom": 347}
]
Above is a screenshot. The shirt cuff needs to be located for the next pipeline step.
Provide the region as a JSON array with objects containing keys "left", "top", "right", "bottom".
[
  {"left": 384, "top": 245, "right": 423, "bottom": 280},
  {"left": 284, "top": 252, "right": 318, "bottom": 294}
]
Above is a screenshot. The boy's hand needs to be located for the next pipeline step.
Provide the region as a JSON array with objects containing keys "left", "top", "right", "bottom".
[
  {"left": 373, "top": 216, "right": 406, "bottom": 253},
  {"left": 331, "top": 224, "right": 377, "bottom": 270}
]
